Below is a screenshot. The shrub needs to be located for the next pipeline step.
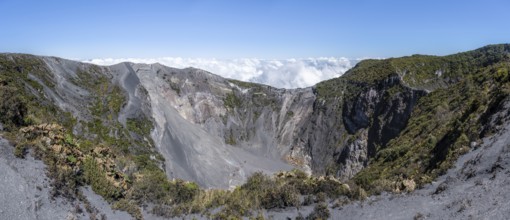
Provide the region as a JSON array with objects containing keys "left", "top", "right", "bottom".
[
  {"left": 261, "top": 184, "right": 300, "bottom": 209},
  {"left": 306, "top": 202, "right": 330, "bottom": 220},
  {"left": 371, "top": 179, "right": 396, "bottom": 195},
  {"left": 112, "top": 199, "right": 142, "bottom": 220},
  {"left": 126, "top": 117, "right": 153, "bottom": 137},
  {"left": 0, "top": 86, "right": 28, "bottom": 129},
  {"left": 302, "top": 195, "right": 314, "bottom": 206},
  {"left": 83, "top": 157, "right": 123, "bottom": 200},
  {"left": 14, "top": 143, "right": 28, "bottom": 158},
  {"left": 130, "top": 169, "right": 170, "bottom": 203},
  {"left": 242, "top": 172, "right": 273, "bottom": 192},
  {"left": 314, "top": 178, "right": 349, "bottom": 198},
  {"left": 224, "top": 92, "right": 241, "bottom": 109},
  {"left": 48, "top": 164, "right": 79, "bottom": 199},
  {"left": 315, "top": 192, "right": 326, "bottom": 203},
  {"left": 171, "top": 180, "right": 200, "bottom": 204}
]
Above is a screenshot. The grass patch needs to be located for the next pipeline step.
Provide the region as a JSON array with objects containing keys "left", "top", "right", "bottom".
[{"left": 224, "top": 92, "right": 241, "bottom": 110}]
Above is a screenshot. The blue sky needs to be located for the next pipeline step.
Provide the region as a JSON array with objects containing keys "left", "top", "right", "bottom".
[{"left": 0, "top": 0, "right": 509, "bottom": 59}]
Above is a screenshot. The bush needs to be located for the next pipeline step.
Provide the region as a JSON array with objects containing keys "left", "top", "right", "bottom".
[
  {"left": 112, "top": 199, "right": 142, "bottom": 220},
  {"left": 315, "top": 192, "right": 326, "bottom": 203},
  {"left": 261, "top": 184, "right": 300, "bottom": 209},
  {"left": 215, "top": 188, "right": 254, "bottom": 218},
  {"left": 171, "top": 180, "right": 200, "bottom": 204},
  {"left": 371, "top": 179, "right": 396, "bottom": 195},
  {"left": 48, "top": 164, "right": 79, "bottom": 199},
  {"left": 302, "top": 195, "right": 314, "bottom": 206},
  {"left": 242, "top": 172, "right": 273, "bottom": 192},
  {"left": 306, "top": 202, "right": 330, "bottom": 220},
  {"left": 224, "top": 92, "right": 241, "bottom": 109},
  {"left": 151, "top": 204, "right": 173, "bottom": 218},
  {"left": 14, "top": 143, "right": 28, "bottom": 158},
  {"left": 130, "top": 170, "right": 170, "bottom": 203},
  {"left": 83, "top": 157, "right": 123, "bottom": 200},
  {"left": 0, "top": 86, "right": 28, "bottom": 129},
  {"left": 314, "top": 178, "right": 348, "bottom": 198}
]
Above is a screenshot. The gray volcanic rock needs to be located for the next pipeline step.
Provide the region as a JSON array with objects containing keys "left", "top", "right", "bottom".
[
  {"left": 36, "top": 58, "right": 297, "bottom": 188},
  {"left": 293, "top": 75, "right": 426, "bottom": 179},
  {"left": 109, "top": 63, "right": 297, "bottom": 188}
]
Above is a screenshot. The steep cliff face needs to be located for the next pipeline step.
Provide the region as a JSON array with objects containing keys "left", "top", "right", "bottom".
[
  {"left": 292, "top": 75, "right": 426, "bottom": 180},
  {"left": 131, "top": 64, "right": 316, "bottom": 176},
  {"left": 138, "top": 61, "right": 427, "bottom": 182}
]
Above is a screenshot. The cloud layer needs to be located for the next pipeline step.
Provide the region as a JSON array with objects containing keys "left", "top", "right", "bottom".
[{"left": 84, "top": 57, "right": 357, "bottom": 89}]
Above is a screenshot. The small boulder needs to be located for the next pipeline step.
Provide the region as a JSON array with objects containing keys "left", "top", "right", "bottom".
[{"left": 434, "top": 181, "right": 448, "bottom": 194}]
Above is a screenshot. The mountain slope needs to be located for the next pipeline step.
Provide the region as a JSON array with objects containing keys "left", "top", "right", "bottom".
[
  {"left": 266, "top": 98, "right": 510, "bottom": 219},
  {"left": 330, "top": 97, "right": 510, "bottom": 219},
  {"left": 1, "top": 44, "right": 510, "bottom": 219}
]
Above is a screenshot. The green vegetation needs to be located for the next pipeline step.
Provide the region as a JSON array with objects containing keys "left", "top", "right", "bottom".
[
  {"left": 353, "top": 45, "right": 510, "bottom": 194},
  {"left": 108, "top": 86, "right": 127, "bottom": 115},
  {"left": 224, "top": 92, "right": 241, "bottom": 109},
  {"left": 14, "top": 142, "right": 28, "bottom": 158},
  {"left": 90, "top": 84, "right": 126, "bottom": 119},
  {"left": 112, "top": 199, "right": 143, "bottom": 220},
  {"left": 314, "top": 77, "right": 361, "bottom": 105},
  {"left": 0, "top": 85, "right": 28, "bottom": 129},
  {"left": 306, "top": 202, "right": 330, "bottom": 220},
  {"left": 311, "top": 44, "right": 510, "bottom": 196},
  {"left": 225, "top": 129, "right": 237, "bottom": 145},
  {"left": 83, "top": 156, "right": 124, "bottom": 200},
  {"left": 228, "top": 79, "right": 281, "bottom": 111},
  {"left": 316, "top": 44, "right": 510, "bottom": 99},
  {"left": 0, "top": 55, "right": 59, "bottom": 130},
  {"left": 126, "top": 117, "right": 153, "bottom": 137},
  {"left": 169, "top": 82, "right": 181, "bottom": 95},
  {"left": 342, "top": 44, "right": 510, "bottom": 86},
  {"left": 165, "top": 169, "right": 358, "bottom": 219}
]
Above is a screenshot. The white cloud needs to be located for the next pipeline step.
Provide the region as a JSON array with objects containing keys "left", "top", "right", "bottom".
[{"left": 84, "top": 57, "right": 358, "bottom": 89}]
